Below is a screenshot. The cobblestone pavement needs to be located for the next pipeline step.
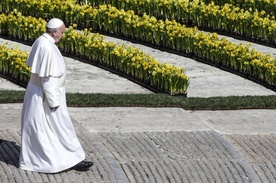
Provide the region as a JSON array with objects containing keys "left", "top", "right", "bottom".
[
  {"left": 1, "top": 126, "right": 275, "bottom": 182},
  {"left": 0, "top": 104, "right": 275, "bottom": 183}
]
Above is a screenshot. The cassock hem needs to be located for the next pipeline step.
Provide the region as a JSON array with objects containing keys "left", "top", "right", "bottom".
[{"left": 19, "top": 157, "right": 85, "bottom": 173}]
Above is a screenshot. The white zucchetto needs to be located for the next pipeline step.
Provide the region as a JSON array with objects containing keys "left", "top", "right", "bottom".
[{"left": 46, "top": 18, "right": 64, "bottom": 29}]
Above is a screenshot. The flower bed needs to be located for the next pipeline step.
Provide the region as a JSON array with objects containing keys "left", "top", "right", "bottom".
[
  {"left": 73, "top": 0, "right": 276, "bottom": 43},
  {"left": 202, "top": 0, "right": 276, "bottom": 18},
  {"left": 0, "top": 12, "right": 189, "bottom": 95},
  {"left": 1, "top": 0, "right": 276, "bottom": 91},
  {"left": 0, "top": 43, "right": 29, "bottom": 87}
]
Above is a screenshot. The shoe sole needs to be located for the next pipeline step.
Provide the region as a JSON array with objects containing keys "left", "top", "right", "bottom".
[{"left": 74, "top": 168, "right": 90, "bottom": 171}]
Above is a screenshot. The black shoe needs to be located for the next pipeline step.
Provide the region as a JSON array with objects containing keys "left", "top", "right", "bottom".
[{"left": 72, "top": 160, "right": 93, "bottom": 171}]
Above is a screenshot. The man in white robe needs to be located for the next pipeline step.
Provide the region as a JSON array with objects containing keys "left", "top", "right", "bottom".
[{"left": 19, "top": 18, "right": 93, "bottom": 173}]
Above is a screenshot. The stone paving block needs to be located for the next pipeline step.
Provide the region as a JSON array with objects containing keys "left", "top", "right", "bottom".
[
  {"left": 97, "top": 131, "right": 260, "bottom": 182},
  {"left": 225, "top": 134, "right": 276, "bottom": 183}
]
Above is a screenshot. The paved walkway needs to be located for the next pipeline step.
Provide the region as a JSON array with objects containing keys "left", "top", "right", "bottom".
[{"left": 0, "top": 33, "right": 276, "bottom": 182}]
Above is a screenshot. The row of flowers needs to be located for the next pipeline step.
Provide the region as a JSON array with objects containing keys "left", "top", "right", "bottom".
[
  {"left": 1, "top": 1, "right": 275, "bottom": 88},
  {"left": 72, "top": 0, "right": 276, "bottom": 43},
  {"left": 202, "top": 0, "right": 276, "bottom": 17},
  {"left": 2, "top": 0, "right": 276, "bottom": 46},
  {"left": 0, "top": 43, "right": 30, "bottom": 85},
  {"left": 82, "top": 0, "right": 276, "bottom": 20},
  {"left": 0, "top": 12, "right": 189, "bottom": 95},
  {"left": 0, "top": 11, "right": 46, "bottom": 42},
  {"left": 2, "top": 1, "right": 275, "bottom": 87},
  {"left": 2, "top": 0, "right": 276, "bottom": 45}
]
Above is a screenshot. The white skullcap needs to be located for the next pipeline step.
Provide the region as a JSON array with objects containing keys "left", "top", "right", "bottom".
[{"left": 46, "top": 18, "right": 64, "bottom": 29}]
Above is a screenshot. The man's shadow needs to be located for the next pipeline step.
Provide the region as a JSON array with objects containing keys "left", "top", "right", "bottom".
[{"left": 0, "top": 139, "right": 20, "bottom": 168}]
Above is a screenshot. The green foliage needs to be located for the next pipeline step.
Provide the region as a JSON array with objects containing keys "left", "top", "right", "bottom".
[{"left": 1, "top": 90, "right": 275, "bottom": 110}]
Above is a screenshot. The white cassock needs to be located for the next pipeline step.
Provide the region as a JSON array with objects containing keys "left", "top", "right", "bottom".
[{"left": 19, "top": 33, "right": 85, "bottom": 173}]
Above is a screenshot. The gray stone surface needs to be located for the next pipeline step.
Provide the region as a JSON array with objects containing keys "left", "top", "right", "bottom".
[{"left": 1, "top": 126, "right": 275, "bottom": 182}]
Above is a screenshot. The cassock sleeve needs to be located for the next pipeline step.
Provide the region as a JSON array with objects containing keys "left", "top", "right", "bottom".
[{"left": 41, "top": 76, "right": 61, "bottom": 108}]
